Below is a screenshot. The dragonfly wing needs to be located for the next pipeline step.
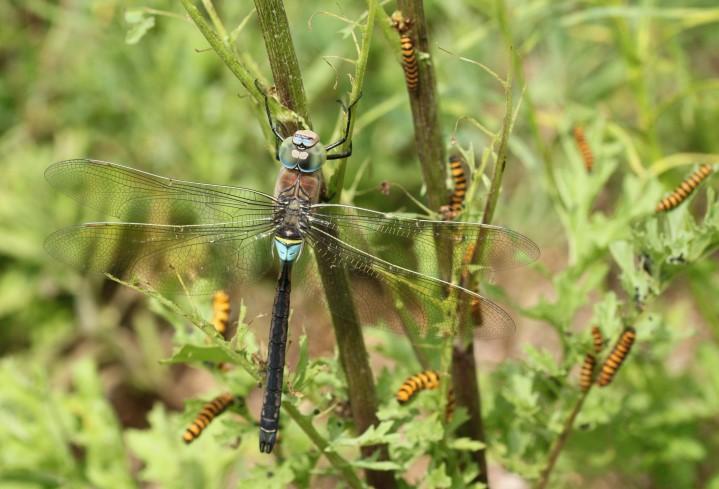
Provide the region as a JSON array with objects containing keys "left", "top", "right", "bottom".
[
  {"left": 45, "top": 221, "right": 276, "bottom": 294},
  {"left": 46, "top": 159, "right": 278, "bottom": 223},
  {"left": 304, "top": 224, "right": 514, "bottom": 340},
  {"left": 309, "top": 204, "right": 539, "bottom": 272}
]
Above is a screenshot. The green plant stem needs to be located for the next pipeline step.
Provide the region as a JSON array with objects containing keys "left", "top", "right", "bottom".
[
  {"left": 200, "top": 0, "right": 229, "bottom": 41},
  {"left": 375, "top": 7, "right": 403, "bottom": 65},
  {"left": 180, "top": 0, "right": 263, "bottom": 103},
  {"left": 252, "top": 2, "right": 394, "bottom": 487},
  {"left": 474, "top": 73, "right": 512, "bottom": 233},
  {"left": 535, "top": 390, "right": 589, "bottom": 489},
  {"left": 608, "top": 8, "right": 661, "bottom": 161},
  {"left": 537, "top": 257, "right": 689, "bottom": 487},
  {"left": 325, "top": 0, "right": 377, "bottom": 202},
  {"left": 495, "top": 0, "right": 559, "bottom": 197},
  {"left": 282, "top": 402, "right": 364, "bottom": 489},
  {"left": 253, "top": 0, "right": 311, "bottom": 131}
]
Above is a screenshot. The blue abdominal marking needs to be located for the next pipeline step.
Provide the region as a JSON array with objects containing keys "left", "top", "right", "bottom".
[{"left": 274, "top": 236, "right": 303, "bottom": 262}]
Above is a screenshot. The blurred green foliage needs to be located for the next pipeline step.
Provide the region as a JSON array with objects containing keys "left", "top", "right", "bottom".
[{"left": 1, "top": 0, "right": 719, "bottom": 488}]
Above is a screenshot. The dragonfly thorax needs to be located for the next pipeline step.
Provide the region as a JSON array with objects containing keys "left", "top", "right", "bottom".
[{"left": 279, "top": 130, "right": 327, "bottom": 173}]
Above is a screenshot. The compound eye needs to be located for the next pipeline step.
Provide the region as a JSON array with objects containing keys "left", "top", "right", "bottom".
[{"left": 298, "top": 154, "right": 323, "bottom": 172}]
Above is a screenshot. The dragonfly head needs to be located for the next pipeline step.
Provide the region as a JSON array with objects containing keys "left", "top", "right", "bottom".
[
  {"left": 274, "top": 225, "right": 304, "bottom": 262},
  {"left": 279, "top": 130, "right": 326, "bottom": 173}
]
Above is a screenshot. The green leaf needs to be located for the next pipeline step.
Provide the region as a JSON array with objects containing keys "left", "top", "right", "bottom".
[
  {"left": 351, "top": 460, "right": 402, "bottom": 471},
  {"left": 332, "top": 420, "right": 398, "bottom": 447},
  {"left": 125, "top": 10, "right": 156, "bottom": 45},
  {"left": 523, "top": 345, "right": 563, "bottom": 377},
  {"left": 290, "top": 332, "right": 310, "bottom": 389},
  {"left": 126, "top": 405, "right": 238, "bottom": 488},
  {"left": 448, "top": 437, "right": 486, "bottom": 451},
  {"left": 163, "top": 344, "right": 235, "bottom": 364},
  {"left": 424, "top": 463, "right": 452, "bottom": 488}
]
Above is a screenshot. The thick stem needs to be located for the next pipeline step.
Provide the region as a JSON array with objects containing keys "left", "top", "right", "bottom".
[
  {"left": 395, "top": 0, "right": 447, "bottom": 213},
  {"left": 317, "top": 262, "right": 393, "bottom": 488},
  {"left": 392, "top": 1, "right": 491, "bottom": 482},
  {"left": 253, "top": 0, "right": 311, "bottom": 132},
  {"left": 253, "top": 2, "right": 394, "bottom": 487},
  {"left": 392, "top": 0, "right": 451, "bottom": 367},
  {"left": 535, "top": 391, "right": 589, "bottom": 489},
  {"left": 451, "top": 344, "right": 488, "bottom": 482}
]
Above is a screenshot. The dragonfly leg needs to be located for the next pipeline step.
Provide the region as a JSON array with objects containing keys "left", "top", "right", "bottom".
[
  {"left": 255, "top": 79, "right": 285, "bottom": 144},
  {"left": 259, "top": 262, "right": 292, "bottom": 453},
  {"left": 324, "top": 92, "right": 362, "bottom": 152},
  {"left": 326, "top": 142, "right": 353, "bottom": 160}
]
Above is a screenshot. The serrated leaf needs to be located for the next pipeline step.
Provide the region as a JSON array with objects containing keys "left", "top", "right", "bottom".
[
  {"left": 351, "top": 460, "right": 402, "bottom": 471},
  {"left": 332, "top": 420, "right": 398, "bottom": 447},
  {"left": 163, "top": 344, "right": 235, "bottom": 364},
  {"left": 290, "top": 333, "right": 310, "bottom": 389},
  {"left": 424, "top": 463, "right": 452, "bottom": 488},
  {"left": 609, "top": 240, "right": 635, "bottom": 276},
  {"left": 448, "top": 437, "right": 486, "bottom": 451},
  {"left": 523, "top": 345, "right": 562, "bottom": 376}
]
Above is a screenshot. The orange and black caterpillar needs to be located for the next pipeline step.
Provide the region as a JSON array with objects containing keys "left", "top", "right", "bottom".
[
  {"left": 396, "top": 370, "right": 454, "bottom": 419},
  {"left": 396, "top": 370, "right": 440, "bottom": 403},
  {"left": 390, "top": 11, "right": 419, "bottom": 92},
  {"left": 573, "top": 126, "right": 593, "bottom": 172},
  {"left": 441, "top": 152, "right": 468, "bottom": 220},
  {"left": 656, "top": 164, "right": 713, "bottom": 213},
  {"left": 597, "top": 327, "right": 636, "bottom": 387},
  {"left": 212, "top": 290, "right": 231, "bottom": 338},
  {"left": 579, "top": 326, "right": 605, "bottom": 391},
  {"left": 183, "top": 392, "right": 235, "bottom": 444},
  {"left": 579, "top": 354, "right": 596, "bottom": 392},
  {"left": 591, "top": 325, "right": 604, "bottom": 354},
  {"left": 445, "top": 387, "right": 455, "bottom": 420}
]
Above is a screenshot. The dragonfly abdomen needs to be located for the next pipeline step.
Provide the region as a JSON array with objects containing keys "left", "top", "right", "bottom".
[{"left": 259, "top": 262, "right": 292, "bottom": 453}]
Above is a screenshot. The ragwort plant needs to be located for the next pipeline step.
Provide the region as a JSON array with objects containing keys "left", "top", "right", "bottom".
[{"left": 1, "top": 1, "right": 719, "bottom": 489}]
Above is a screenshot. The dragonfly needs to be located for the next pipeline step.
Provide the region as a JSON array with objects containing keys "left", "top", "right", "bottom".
[{"left": 45, "top": 88, "right": 539, "bottom": 453}]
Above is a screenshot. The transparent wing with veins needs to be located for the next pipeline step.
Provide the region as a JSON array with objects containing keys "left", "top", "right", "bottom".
[
  {"left": 303, "top": 204, "right": 539, "bottom": 340},
  {"left": 45, "top": 159, "right": 280, "bottom": 293},
  {"left": 45, "top": 159, "right": 278, "bottom": 223},
  {"left": 309, "top": 203, "right": 539, "bottom": 272}
]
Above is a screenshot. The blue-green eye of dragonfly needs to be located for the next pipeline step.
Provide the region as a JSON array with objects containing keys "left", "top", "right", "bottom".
[{"left": 278, "top": 133, "right": 326, "bottom": 173}]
